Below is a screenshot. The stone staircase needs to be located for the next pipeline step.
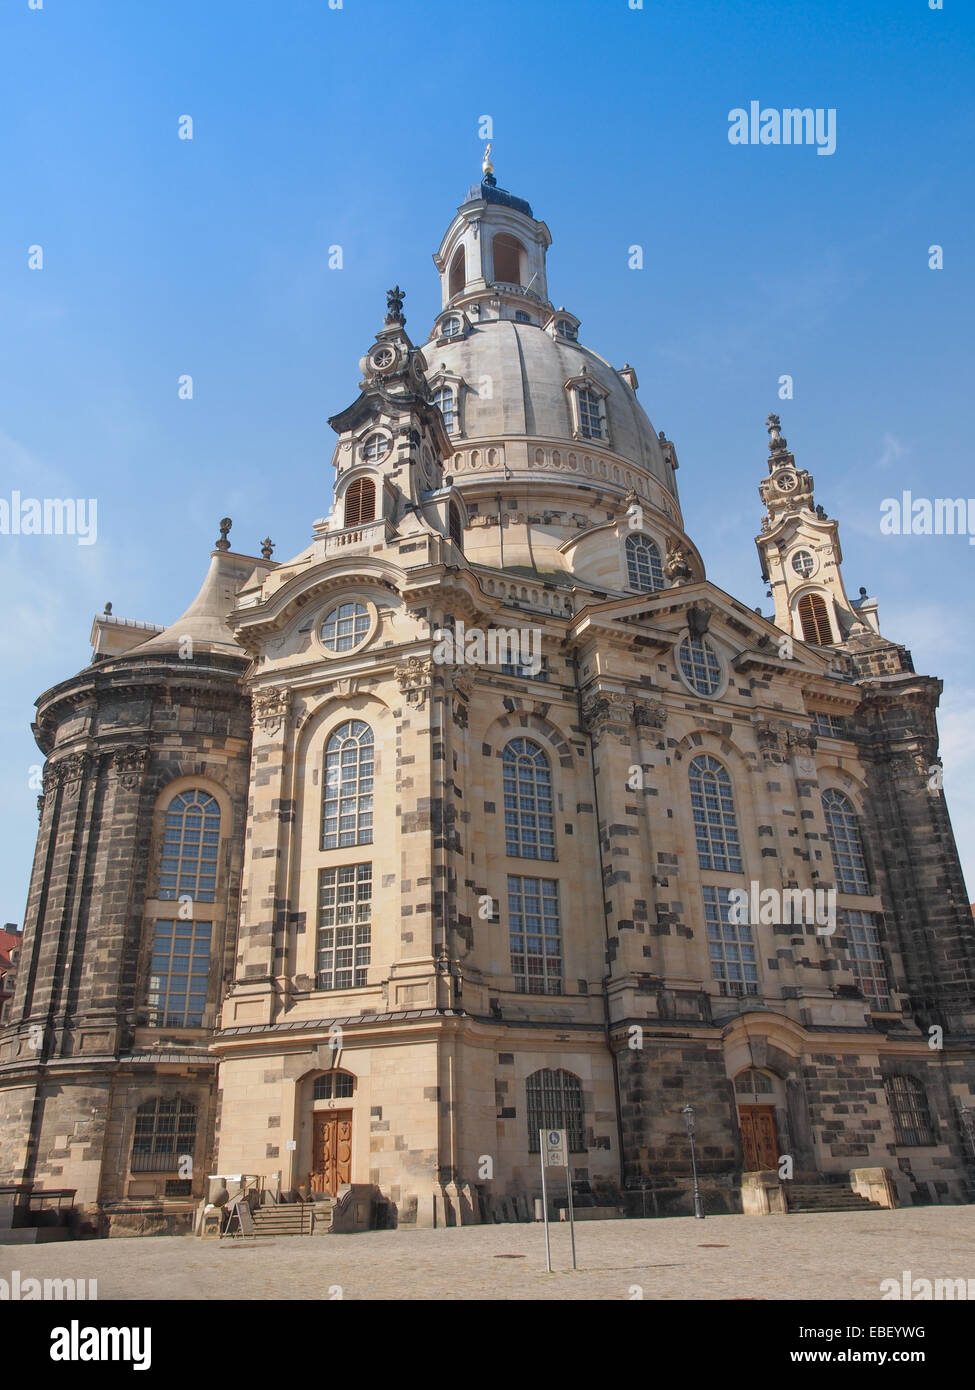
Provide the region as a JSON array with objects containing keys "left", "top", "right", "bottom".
[
  {"left": 784, "top": 1182, "right": 883, "bottom": 1214},
  {"left": 249, "top": 1201, "right": 317, "bottom": 1237}
]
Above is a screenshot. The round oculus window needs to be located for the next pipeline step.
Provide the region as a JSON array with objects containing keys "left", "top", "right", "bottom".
[
  {"left": 320, "top": 602, "right": 371, "bottom": 654},
  {"left": 369, "top": 345, "right": 396, "bottom": 372},
  {"left": 791, "top": 549, "right": 816, "bottom": 577},
  {"left": 775, "top": 470, "right": 797, "bottom": 491},
  {"left": 677, "top": 634, "right": 722, "bottom": 696}
]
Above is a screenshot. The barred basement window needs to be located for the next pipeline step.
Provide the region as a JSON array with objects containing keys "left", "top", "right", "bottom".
[
  {"left": 508, "top": 875, "right": 562, "bottom": 994},
  {"left": 625, "top": 534, "right": 664, "bottom": 592},
  {"left": 158, "top": 789, "right": 220, "bottom": 902},
  {"left": 322, "top": 720, "right": 374, "bottom": 849},
  {"left": 313, "top": 1071, "right": 355, "bottom": 1100},
  {"left": 885, "top": 1075, "right": 936, "bottom": 1146},
  {"left": 147, "top": 920, "right": 212, "bottom": 1027},
  {"left": 841, "top": 909, "right": 890, "bottom": 1009},
  {"left": 317, "top": 864, "right": 372, "bottom": 990},
  {"left": 678, "top": 634, "right": 722, "bottom": 695},
  {"left": 703, "top": 886, "right": 758, "bottom": 997},
  {"left": 798, "top": 593, "right": 833, "bottom": 644},
  {"left": 131, "top": 1096, "right": 196, "bottom": 1173},
  {"left": 345, "top": 477, "right": 376, "bottom": 526},
  {"left": 689, "top": 755, "right": 743, "bottom": 873},
  {"left": 526, "top": 1069, "right": 585, "bottom": 1152},
  {"left": 502, "top": 738, "right": 555, "bottom": 860},
  {"left": 822, "top": 788, "right": 869, "bottom": 894}
]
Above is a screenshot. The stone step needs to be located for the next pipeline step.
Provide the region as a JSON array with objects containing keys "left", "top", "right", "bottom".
[{"left": 250, "top": 1204, "right": 316, "bottom": 1236}]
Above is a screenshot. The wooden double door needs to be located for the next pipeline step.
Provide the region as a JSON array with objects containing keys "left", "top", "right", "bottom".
[
  {"left": 310, "top": 1111, "right": 352, "bottom": 1194},
  {"left": 739, "top": 1105, "right": 779, "bottom": 1171}
]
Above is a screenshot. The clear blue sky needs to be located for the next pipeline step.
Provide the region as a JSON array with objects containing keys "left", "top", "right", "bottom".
[{"left": 1, "top": 0, "right": 973, "bottom": 923}]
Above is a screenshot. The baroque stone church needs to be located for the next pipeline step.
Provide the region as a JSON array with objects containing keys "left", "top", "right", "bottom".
[{"left": 2, "top": 157, "right": 974, "bottom": 1235}]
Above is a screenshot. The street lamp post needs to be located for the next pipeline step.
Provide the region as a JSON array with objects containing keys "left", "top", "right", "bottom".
[{"left": 682, "top": 1104, "right": 705, "bottom": 1220}]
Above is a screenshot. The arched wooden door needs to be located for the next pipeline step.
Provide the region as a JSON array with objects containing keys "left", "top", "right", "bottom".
[
  {"left": 739, "top": 1106, "right": 779, "bottom": 1171},
  {"left": 310, "top": 1111, "right": 352, "bottom": 1194}
]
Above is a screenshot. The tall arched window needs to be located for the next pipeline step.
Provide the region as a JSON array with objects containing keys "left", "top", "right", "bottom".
[
  {"left": 131, "top": 1095, "right": 197, "bottom": 1172},
  {"left": 689, "top": 755, "right": 742, "bottom": 873},
  {"left": 433, "top": 385, "right": 456, "bottom": 432},
  {"left": 502, "top": 738, "right": 555, "bottom": 860},
  {"left": 625, "top": 534, "right": 664, "bottom": 592},
  {"left": 526, "top": 1069, "right": 585, "bottom": 1153},
  {"left": 344, "top": 477, "right": 376, "bottom": 527},
  {"left": 448, "top": 502, "right": 463, "bottom": 549},
  {"left": 822, "top": 788, "right": 869, "bottom": 893},
  {"left": 798, "top": 593, "right": 833, "bottom": 644},
  {"left": 885, "top": 1075, "right": 936, "bottom": 1146},
  {"left": 158, "top": 790, "right": 220, "bottom": 902},
  {"left": 448, "top": 245, "right": 466, "bottom": 299},
  {"left": 492, "top": 232, "right": 525, "bottom": 285},
  {"left": 322, "top": 721, "right": 374, "bottom": 850}
]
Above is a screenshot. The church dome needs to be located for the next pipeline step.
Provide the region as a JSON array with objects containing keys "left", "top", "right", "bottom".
[{"left": 421, "top": 317, "right": 675, "bottom": 493}]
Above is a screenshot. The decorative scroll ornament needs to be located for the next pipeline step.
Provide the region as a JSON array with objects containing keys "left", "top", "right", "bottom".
[
  {"left": 395, "top": 657, "right": 434, "bottom": 708},
  {"left": 251, "top": 687, "right": 291, "bottom": 736},
  {"left": 111, "top": 744, "right": 151, "bottom": 790},
  {"left": 756, "top": 720, "right": 818, "bottom": 770},
  {"left": 582, "top": 694, "right": 635, "bottom": 737},
  {"left": 633, "top": 699, "right": 667, "bottom": 730}
]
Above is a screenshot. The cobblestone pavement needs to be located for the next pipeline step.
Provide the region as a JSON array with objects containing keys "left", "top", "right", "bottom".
[{"left": 3, "top": 1207, "right": 973, "bottom": 1300}]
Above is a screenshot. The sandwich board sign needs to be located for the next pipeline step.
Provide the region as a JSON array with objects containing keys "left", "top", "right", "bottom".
[{"left": 538, "top": 1128, "right": 576, "bottom": 1272}]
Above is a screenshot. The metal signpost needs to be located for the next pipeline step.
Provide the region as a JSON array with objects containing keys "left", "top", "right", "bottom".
[{"left": 539, "top": 1128, "right": 577, "bottom": 1272}]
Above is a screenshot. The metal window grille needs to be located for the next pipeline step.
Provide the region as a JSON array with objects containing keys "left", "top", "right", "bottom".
[
  {"left": 317, "top": 864, "right": 372, "bottom": 990},
  {"left": 625, "top": 534, "right": 664, "bottom": 592},
  {"left": 502, "top": 739, "right": 555, "bottom": 861},
  {"left": 146, "top": 920, "right": 212, "bottom": 1027},
  {"left": 703, "top": 886, "right": 758, "bottom": 996},
  {"left": 886, "top": 1075, "right": 936, "bottom": 1146},
  {"left": 508, "top": 875, "right": 562, "bottom": 995},
  {"left": 690, "top": 756, "right": 743, "bottom": 873},
  {"left": 526, "top": 1070, "right": 585, "bottom": 1152},
  {"left": 841, "top": 909, "right": 890, "bottom": 1009},
  {"left": 158, "top": 789, "right": 220, "bottom": 902},
  {"left": 322, "top": 720, "right": 374, "bottom": 850},
  {"left": 678, "top": 635, "right": 722, "bottom": 696},
  {"left": 131, "top": 1096, "right": 197, "bottom": 1173},
  {"left": 822, "top": 788, "right": 869, "bottom": 893}
]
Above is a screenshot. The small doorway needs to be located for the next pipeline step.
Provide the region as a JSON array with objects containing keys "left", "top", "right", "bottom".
[
  {"left": 739, "top": 1105, "right": 779, "bottom": 1171},
  {"left": 311, "top": 1111, "right": 352, "bottom": 1194}
]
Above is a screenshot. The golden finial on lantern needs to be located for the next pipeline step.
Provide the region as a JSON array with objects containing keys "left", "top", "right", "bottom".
[{"left": 482, "top": 142, "right": 494, "bottom": 176}]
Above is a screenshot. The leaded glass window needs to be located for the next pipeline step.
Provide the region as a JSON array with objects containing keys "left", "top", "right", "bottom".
[
  {"left": 690, "top": 755, "right": 742, "bottom": 873},
  {"left": 147, "top": 920, "right": 212, "bottom": 1027},
  {"left": 508, "top": 875, "right": 562, "bottom": 995},
  {"left": 158, "top": 790, "right": 220, "bottom": 902},
  {"left": 822, "top": 788, "right": 869, "bottom": 894},
  {"left": 322, "top": 720, "right": 374, "bottom": 849},
  {"left": 502, "top": 739, "right": 555, "bottom": 860},
  {"left": 317, "top": 864, "right": 372, "bottom": 990}
]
